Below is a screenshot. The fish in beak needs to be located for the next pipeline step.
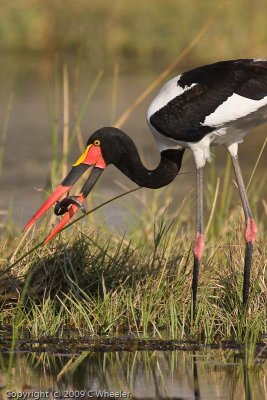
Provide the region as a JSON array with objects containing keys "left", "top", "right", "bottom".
[{"left": 24, "top": 141, "right": 106, "bottom": 243}]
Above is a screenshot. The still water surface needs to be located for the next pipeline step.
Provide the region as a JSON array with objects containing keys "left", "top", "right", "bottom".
[{"left": 1, "top": 349, "right": 266, "bottom": 399}]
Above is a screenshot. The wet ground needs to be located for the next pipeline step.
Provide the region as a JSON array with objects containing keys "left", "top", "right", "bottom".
[{"left": 0, "top": 336, "right": 266, "bottom": 357}]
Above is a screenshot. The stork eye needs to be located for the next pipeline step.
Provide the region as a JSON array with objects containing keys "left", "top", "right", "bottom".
[{"left": 94, "top": 140, "right": 101, "bottom": 146}]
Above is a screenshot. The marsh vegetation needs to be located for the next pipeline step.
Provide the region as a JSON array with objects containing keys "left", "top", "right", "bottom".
[{"left": 0, "top": 0, "right": 266, "bottom": 395}]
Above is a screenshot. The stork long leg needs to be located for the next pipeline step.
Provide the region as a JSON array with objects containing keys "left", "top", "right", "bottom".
[
  {"left": 192, "top": 167, "right": 205, "bottom": 318},
  {"left": 230, "top": 153, "right": 258, "bottom": 307}
]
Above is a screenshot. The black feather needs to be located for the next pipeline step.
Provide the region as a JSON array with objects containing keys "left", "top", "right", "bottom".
[{"left": 150, "top": 59, "right": 267, "bottom": 142}]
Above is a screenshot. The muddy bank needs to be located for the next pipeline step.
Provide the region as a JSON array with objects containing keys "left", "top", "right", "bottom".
[{"left": 0, "top": 336, "right": 266, "bottom": 358}]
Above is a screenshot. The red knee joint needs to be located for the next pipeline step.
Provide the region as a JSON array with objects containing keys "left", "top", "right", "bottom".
[
  {"left": 245, "top": 218, "right": 258, "bottom": 243},
  {"left": 193, "top": 233, "right": 205, "bottom": 260}
]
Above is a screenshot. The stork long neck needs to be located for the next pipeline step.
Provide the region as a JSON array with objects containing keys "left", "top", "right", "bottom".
[{"left": 114, "top": 146, "right": 185, "bottom": 189}]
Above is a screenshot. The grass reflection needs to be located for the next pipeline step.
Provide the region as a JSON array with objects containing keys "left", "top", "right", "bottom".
[{"left": 0, "top": 348, "right": 266, "bottom": 399}]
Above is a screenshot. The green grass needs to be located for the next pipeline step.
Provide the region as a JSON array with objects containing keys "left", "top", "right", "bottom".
[{"left": 0, "top": 174, "right": 266, "bottom": 348}]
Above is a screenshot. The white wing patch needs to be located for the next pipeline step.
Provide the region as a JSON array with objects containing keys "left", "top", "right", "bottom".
[
  {"left": 202, "top": 93, "right": 267, "bottom": 127},
  {"left": 147, "top": 74, "right": 196, "bottom": 121}
]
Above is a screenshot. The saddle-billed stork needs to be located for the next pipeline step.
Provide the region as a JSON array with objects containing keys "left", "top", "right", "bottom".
[{"left": 25, "top": 59, "right": 267, "bottom": 314}]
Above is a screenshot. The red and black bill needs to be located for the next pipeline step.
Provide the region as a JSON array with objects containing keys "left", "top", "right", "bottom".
[{"left": 24, "top": 141, "right": 106, "bottom": 243}]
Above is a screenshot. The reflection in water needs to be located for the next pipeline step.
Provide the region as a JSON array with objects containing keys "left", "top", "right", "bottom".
[
  {"left": 193, "top": 352, "right": 200, "bottom": 400},
  {"left": 243, "top": 367, "right": 252, "bottom": 400},
  {"left": 1, "top": 349, "right": 266, "bottom": 399}
]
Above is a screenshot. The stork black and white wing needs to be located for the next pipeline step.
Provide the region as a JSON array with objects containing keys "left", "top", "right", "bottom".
[{"left": 148, "top": 59, "right": 267, "bottom": 143}]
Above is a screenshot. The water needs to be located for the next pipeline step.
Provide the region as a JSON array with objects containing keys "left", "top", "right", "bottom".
[
  {"left": 0, "top": 348, "right": 266, "bottom": 399},
  {"left": 0, "top": 54, "right": 266, "bottom": 231}
]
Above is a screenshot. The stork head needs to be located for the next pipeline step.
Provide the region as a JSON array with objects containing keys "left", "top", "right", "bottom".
[{"left": 24, "top": 127, "right": 127, "bottom": 243}]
